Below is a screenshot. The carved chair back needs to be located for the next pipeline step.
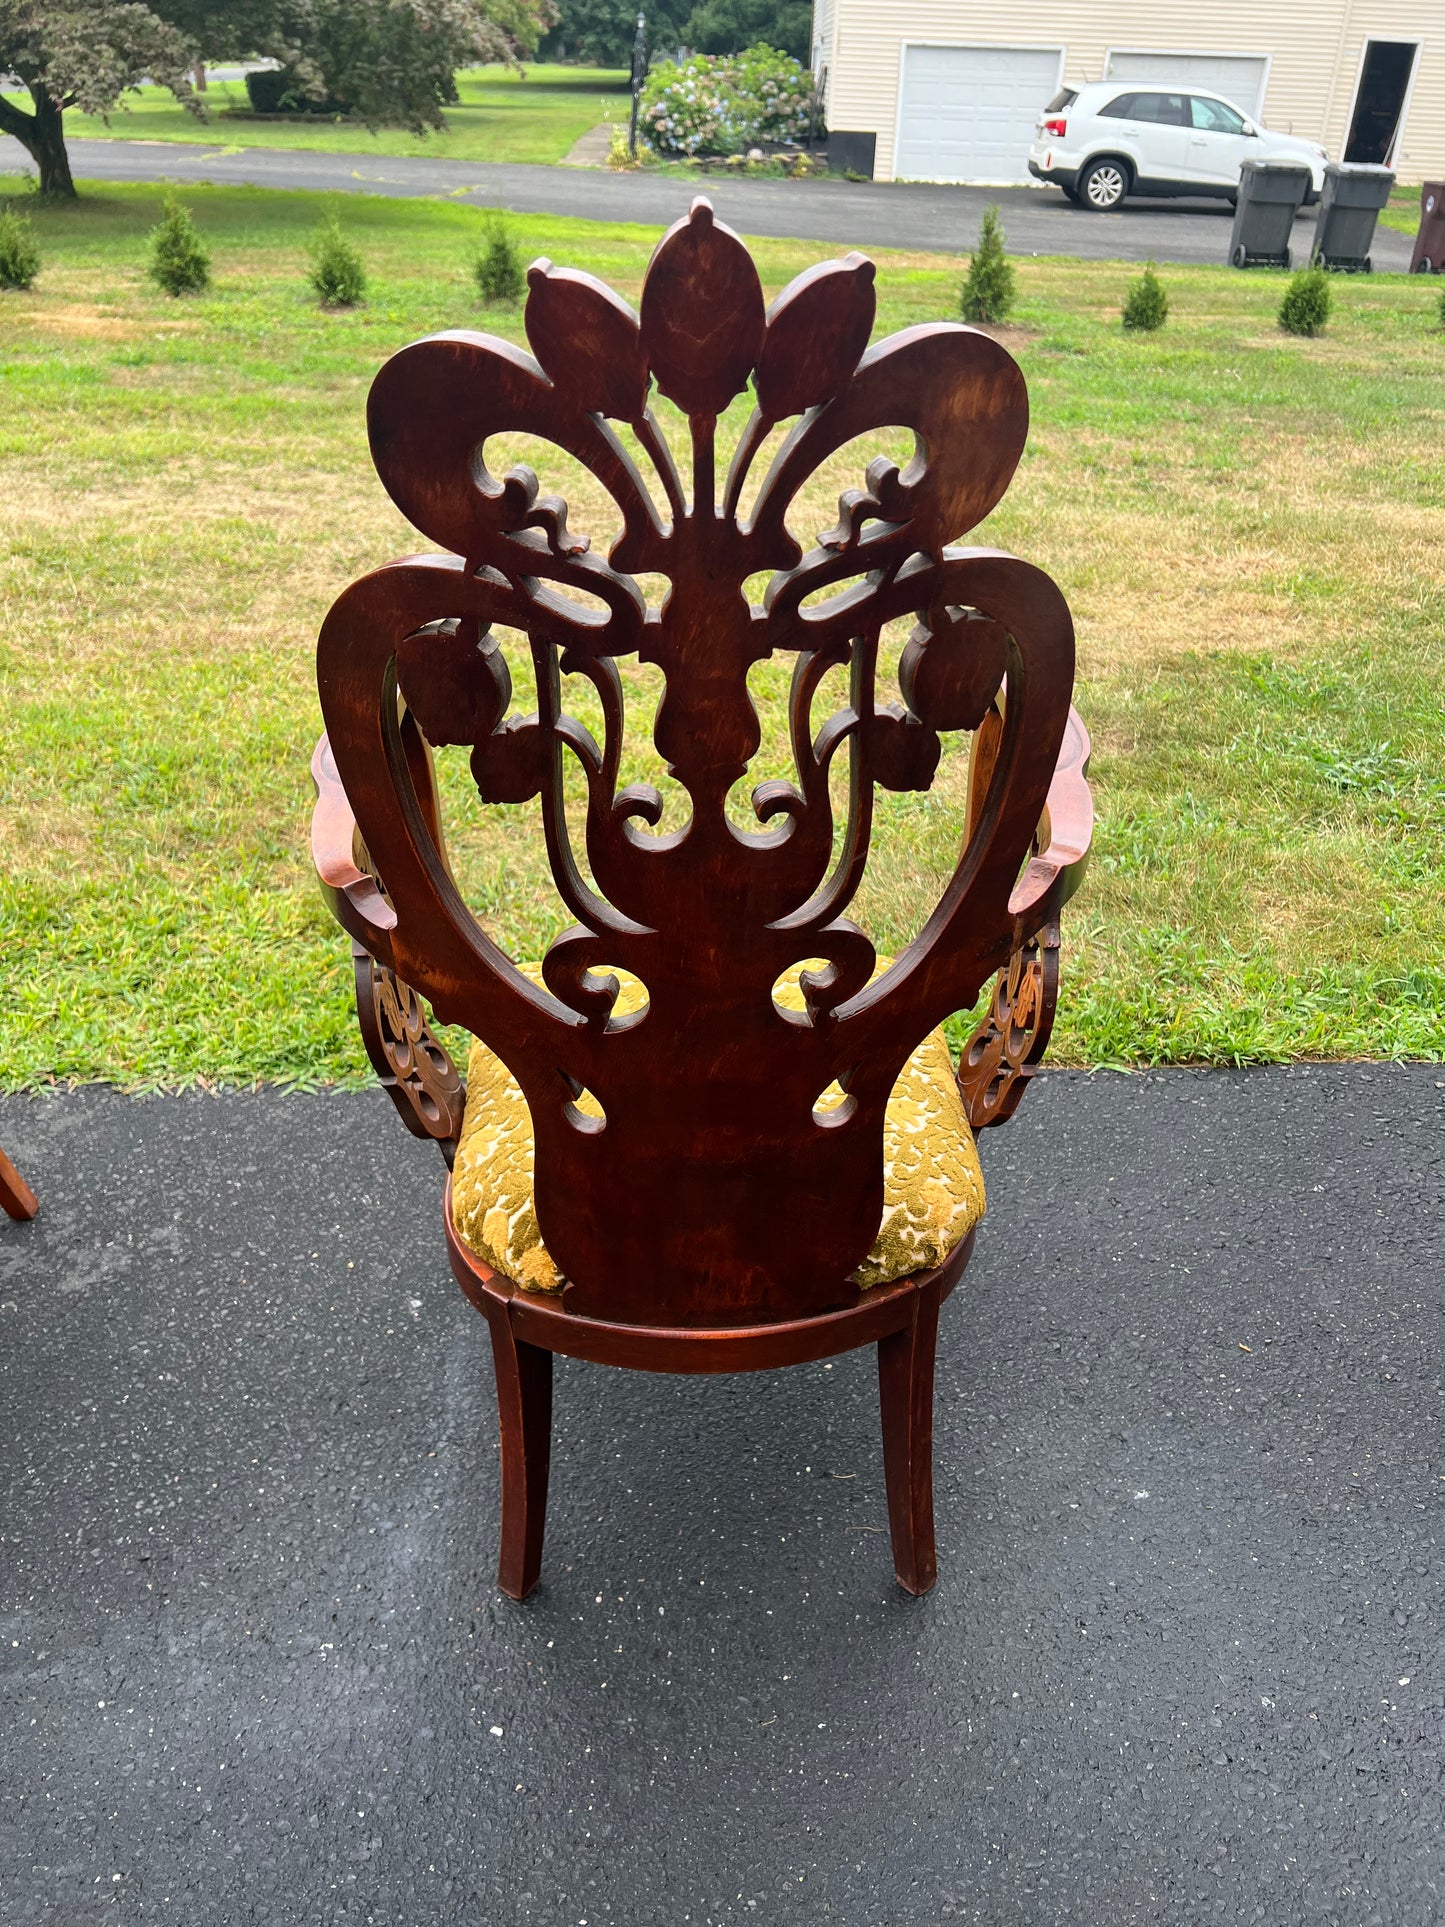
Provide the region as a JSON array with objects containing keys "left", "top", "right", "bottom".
[{"left": 317, "top": 201, "right": 1077, "bottom": 1329}]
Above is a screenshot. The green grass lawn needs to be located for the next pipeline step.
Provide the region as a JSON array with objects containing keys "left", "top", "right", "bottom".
[
  {"left": 10, "top": 65, "right": 627, "bottom": 168},
  {"left": 1379, "top": 183, "right": 1431, "bottom": 240},
  {"left": 1, "top": 180, "right": 1443, "bottom": 1090}
]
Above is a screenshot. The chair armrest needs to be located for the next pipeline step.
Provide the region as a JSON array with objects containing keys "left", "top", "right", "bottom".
[
  {"left": 311, "top": 734, "right": 398, "bottom": 962},
  {"left": 1007, "top": 705, "right": 1093, "bottom": 936},
  {"left": 311, "top": 733, "right": 467, "bottom": 1165},
  {"left": 957, "top": 707, "right": 1093, "bottom": 1130}
]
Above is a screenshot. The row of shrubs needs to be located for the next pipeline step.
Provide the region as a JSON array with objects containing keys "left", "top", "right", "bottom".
[
  {"left": 957, "top": 205, "right": 1437, "bottom": 338},
  {"left": 1, "top": 197, "right": 1438, "bottom": 340},
  {"left": 0, "top": 197, "right": 528, "bottom": 308}
]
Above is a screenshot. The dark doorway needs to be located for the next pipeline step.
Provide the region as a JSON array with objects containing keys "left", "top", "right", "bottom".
[{"left": 1344, "top": 40, "right": 1417, "bottom": 165}]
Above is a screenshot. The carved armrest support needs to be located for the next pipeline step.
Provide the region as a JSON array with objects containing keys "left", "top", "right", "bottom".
[
  {"left": 958, "top": 705, "right": 1092, "bottom": 1131},
  {"left": 352, "top": 941, "right": 468, "bottom": 1167},
  {"left": 311, "top": 733, "right": 467, "bottom": 1165},
  {"left": 957, "top": 921, "right": 1061, "bottom": 1130}
]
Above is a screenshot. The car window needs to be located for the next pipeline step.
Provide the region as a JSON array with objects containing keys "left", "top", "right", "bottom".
[
  {"left": 1132, "top": 92, "right": 1189, "bottom": 127},
  {"left": 1190, "top": 95, "right": 1246, "bottom": 134},
  {"left": 1044, "top": 88, "right": 1077, "bottom": 113},
  {"left": 1097, "top": 93, "right": 1136, "bottom": 119}
]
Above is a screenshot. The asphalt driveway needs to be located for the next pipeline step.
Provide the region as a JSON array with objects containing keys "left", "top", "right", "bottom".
[
  {"left": 3, "top": 134, "right": 1416, "bottom": 268},
  {"left": 3, "top": 1064, "right": 1443, "bottom": 1923}
]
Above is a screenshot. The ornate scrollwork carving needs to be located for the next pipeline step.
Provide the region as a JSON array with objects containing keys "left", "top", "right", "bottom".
[
  {"left": 957, "top": 923, "right": 1061, "bottom": 1131},
  {"left": 353, "top": 940, "right": 467, "bottom": 1163},
  {"left": 317, "top": 197, "right": 1086, "bottom": 1322}
]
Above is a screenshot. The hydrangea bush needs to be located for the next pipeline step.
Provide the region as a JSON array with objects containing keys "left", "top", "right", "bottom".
[{"left": 640, "top": 45, "right": 816, "bottom": 158}]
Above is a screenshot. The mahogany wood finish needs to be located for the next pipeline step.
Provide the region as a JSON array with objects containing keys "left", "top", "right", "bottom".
[
  {"left": 877, "top": 1273, "right": 942, "bottom": 1594},
  {"left": 445, "top": 1191, "right": 973, "bottom": 1598},
  {"left": 0, "top": 1144, "right": 37, "bottom": 1222},
  {"left": 312, "top": 199, "right": 1092, "bottom": 1596}
]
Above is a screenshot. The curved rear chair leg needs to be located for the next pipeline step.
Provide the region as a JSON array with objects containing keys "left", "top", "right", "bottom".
[
  {"left": 484, "top": 1304, "right": 553, "bottom": 1599},
  {"left": 877, "top": 1277, "right": 942, "bottom": 1595},
  {"left": 0, "top": 1147, "right": 38, "bottom": 1222}
]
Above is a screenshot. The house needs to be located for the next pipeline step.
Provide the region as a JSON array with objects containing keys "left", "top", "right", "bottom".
[{"left": 813, "top": 2, "right": 1442, "bottom": 185}]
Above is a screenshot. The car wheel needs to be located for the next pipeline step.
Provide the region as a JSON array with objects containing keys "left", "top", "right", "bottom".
[{"left": 1078, "top": 158, "right": 1128, "bottom": 211}]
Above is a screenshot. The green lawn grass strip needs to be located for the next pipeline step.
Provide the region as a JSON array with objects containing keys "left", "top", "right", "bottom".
[
  {"left": 11, "top": 65, "right": 627, "bottom": 169},
  {"left": 1, "top": 183, "right": 1442, "bottom": 1087}
]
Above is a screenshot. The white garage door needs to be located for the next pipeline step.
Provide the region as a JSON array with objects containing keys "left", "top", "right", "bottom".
[
  {"left": 1104, "top": 51, "right": 1268, "bottom": 120},
  {"left": 895, "top": 44, "right": 1063, "bottom": 184}
]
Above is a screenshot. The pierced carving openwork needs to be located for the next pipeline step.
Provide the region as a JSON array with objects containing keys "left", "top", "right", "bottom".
[
  {"left": 317, "top": 199, "right": 1087, "bottom": 1325},
  {"left": 353, "top": 940, "right": 467, "bottom": 1161},
  {"left": 957, "top": 924, "right": 1060, "bottom": 1129}
]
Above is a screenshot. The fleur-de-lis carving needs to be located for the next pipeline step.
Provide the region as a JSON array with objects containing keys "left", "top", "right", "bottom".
[{"left": 317, "top": 199, "right": 1079, "bottom": 1325}]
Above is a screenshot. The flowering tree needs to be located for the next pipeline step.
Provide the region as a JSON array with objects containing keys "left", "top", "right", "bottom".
[
  {"left": 0, "top": 2, "right": 194, "bottom": 197},
  {"left": 0, "top": 0, "right": 555, "bottom": 200},
  {"left": 263, "top": 0, "right": 556, "bottom": 135}
]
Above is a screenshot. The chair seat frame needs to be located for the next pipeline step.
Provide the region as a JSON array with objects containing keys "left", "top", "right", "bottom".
[{"left": 446, "top": 1188, "right": 974, "bottom": 1596}]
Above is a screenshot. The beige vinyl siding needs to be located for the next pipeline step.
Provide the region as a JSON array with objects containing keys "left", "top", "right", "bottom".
[
  {"left": 826, "top": 0, "right": 1443, "bottom": 183},
  {"left": 1325, "top": 5, "right": 1441, "bottom": 181},
  {"left": 812, "top": 0, "right": 838, "bottom": 77}
]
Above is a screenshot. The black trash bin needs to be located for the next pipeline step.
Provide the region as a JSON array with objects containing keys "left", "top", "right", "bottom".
[
  {"left": 1228, "top": 160, "right": 1312, "bottom": 269},
  {"left": 1311, "top": 163, "right": 1394, "bottom": 272},
  {"left": 1409, "top": 182, "right": 1445, "bottom": 273}
]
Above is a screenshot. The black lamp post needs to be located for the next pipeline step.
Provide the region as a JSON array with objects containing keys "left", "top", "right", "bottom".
[{"left": 628, "top": 13, "right": 647, "bottom": 159}]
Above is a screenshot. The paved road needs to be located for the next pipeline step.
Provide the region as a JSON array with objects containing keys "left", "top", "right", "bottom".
[
  {"left": 4, "top": 134, "right": 1416, "bottom": 267},
  {"left": 3, "top": 1065, "right": 1443, "bottom": 1923}
]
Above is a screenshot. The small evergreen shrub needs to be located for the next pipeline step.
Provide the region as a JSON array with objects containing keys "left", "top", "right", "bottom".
[
  {"left": 475, "top": 215, "right": 525, "bottom": 305},
  {"left": 959, "top": 206, "right": 1015, "bottom": 325},
  {"left": 1278, "top": 265, "right": 1331, "bottom": 337},
  {"left": 0, "top": 210, "right": 41, "bottom": 291},
  {"left": 308, "top": 213, "right": 366, "bottom": 307},
  {"left": 148, "top": 193, "right": 210, "bottom": 296},
  {"left": 1122, "top": 263, "right": 1168, "bottom": 331}
]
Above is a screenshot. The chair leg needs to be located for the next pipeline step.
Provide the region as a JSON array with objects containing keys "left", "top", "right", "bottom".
[
  {"left": 0, "top": 1146, "right": 37, "bottom": 1223},
  {"left": 484, "top": 1306, "right": 553, "bottom": 1600},
  {"left": 877, "top": 1278, "right": 941, "bottom": 1595}
]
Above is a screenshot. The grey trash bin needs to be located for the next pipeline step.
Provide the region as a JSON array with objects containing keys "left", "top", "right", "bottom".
[
  {"left": 1311, "top": 163, "right": 1394, "bottom": 272},
  {"left": 1228, "top": 160, "right": 1313, "bottom": 269}
]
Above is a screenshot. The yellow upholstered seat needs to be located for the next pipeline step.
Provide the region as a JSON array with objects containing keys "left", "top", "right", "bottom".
[{"left": 451, "top": 963, "right": 986, "bottom": 1294}]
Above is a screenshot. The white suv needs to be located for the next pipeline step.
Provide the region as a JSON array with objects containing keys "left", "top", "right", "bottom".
[{"left": 1028, "top": 82, "right": 1328, "bottom": 211}]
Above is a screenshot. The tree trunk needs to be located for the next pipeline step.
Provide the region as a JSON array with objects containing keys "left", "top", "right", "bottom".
[
  {"left": 0, "top": 83, "right": 77, "bottom": 198},
  {"left": 30, "top": 87, "right": 75, "bottom": 198}
]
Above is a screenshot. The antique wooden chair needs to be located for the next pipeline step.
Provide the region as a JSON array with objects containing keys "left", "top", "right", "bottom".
[
  {"left": 1, "top": 1145, "right": 38, "bottom": 1221},
  {"left": 312, "top": 201, "right": 1092, "bottom": 1598}
]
